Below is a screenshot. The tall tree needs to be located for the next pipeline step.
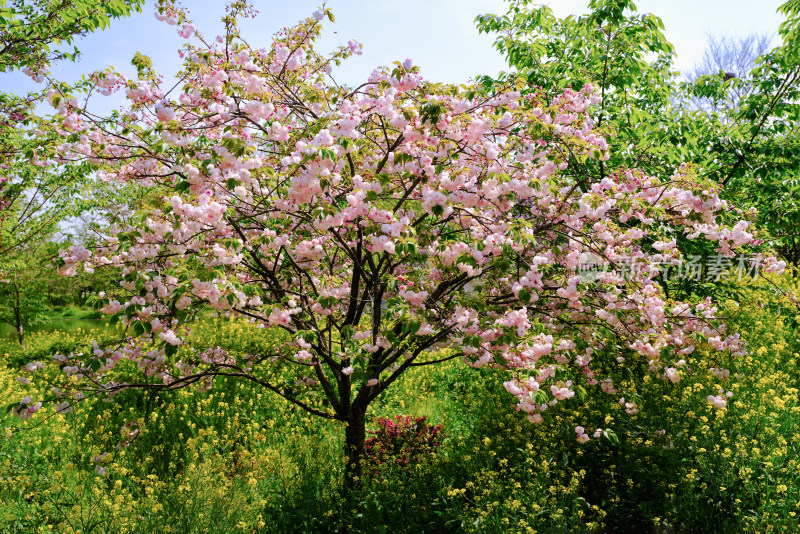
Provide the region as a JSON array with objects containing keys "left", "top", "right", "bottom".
[
  {"left": 477, "top": 0, "right": 800, "bottom": 274},
  {"left": 0, "top": 0, "right": 146, "bottom": 257},
  {"left": 686, "top": 5, "right": 800, "bottom": 270},
  {"left": 0, "top": 241, "right": 53, "bottom": 347},
  {"left": 475, "top": 0, "right": 697, "bottom": 180}
]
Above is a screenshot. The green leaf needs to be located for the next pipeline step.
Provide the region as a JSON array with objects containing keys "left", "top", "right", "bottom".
[
  {"left": 394, "top": 152, "right": 414, "bottom": 164},
  {"left": 603, "top": 429, "right": 619, "bottom": 446}
]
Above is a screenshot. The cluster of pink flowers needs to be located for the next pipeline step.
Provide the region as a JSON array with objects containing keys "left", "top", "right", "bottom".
[
  {"left": 12, "top": 396, "right": 42, "bottom": 420},
  {"left": 22, "top": 65, "right": 48, "bottom": 83},
  {"left": 707, "top": 389, "right": 733, "bottom": 410},
  {"left": 575, "top": 426, "right": 601, "bottom": 444},
  {"left": 89, "top": 70, "right": 127, "bottom": 95}
]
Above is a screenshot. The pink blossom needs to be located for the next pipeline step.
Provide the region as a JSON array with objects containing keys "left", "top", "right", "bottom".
[
  {"left": 154, "top": 101, "right": 175, "bottom": 122},
  {"left": 159, "top": 330, "right": 182, "bottom": 346},
  {"left": 664, "top": 367, "right": 681, "bottom": 383},
  {"left": 179, "top": 23, "right": 195, "bottom": 38}
]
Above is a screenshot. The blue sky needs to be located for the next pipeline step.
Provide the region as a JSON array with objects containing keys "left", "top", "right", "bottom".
[{"left": 0, "top": 0, "right": 786, "bottom": 100}]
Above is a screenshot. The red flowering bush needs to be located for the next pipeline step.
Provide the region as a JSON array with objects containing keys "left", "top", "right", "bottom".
[{"left": 364, "top": 415, "right": 443, "bottom": 472}]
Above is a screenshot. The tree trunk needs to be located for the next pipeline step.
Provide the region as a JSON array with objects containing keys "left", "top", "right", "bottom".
[
  {"left": 13, "top": 287, "right": 24, "bottom": 350},
  {"left": 343, "top": 403, "right": 367, "bottom": 494},
  {"left": 16, "top": 325, "right": 24, "bottom": 350}
]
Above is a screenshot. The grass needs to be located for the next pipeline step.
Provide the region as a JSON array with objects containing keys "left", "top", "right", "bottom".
[
  {"left": 44, "top": 306, "right": 103, "bottom": 322},
  {"left": 1, "top": 276, "right": 800, "bottom": 532}
]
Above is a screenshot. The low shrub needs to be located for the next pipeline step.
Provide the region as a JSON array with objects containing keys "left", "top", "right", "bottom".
[{"left": 364, "top": 415, "right": 443, "bottom": 472}]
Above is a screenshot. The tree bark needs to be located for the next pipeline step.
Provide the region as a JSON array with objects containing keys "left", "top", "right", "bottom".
[
  {"left": 13, "top": 285, "right": 24, "bottom": 349},
  {"left": 343, "top": 402, "right": 367, "bottom": 495}
]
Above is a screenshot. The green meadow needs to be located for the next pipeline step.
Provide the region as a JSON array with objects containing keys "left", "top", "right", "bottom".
[{"left": 2, "top": 275, "right": 800, "bottom": 533}]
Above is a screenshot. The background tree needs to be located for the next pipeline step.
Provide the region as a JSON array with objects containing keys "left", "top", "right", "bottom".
[
  {"left": 686, "top": 4, "right": 800, "bottom": 271},
  {"left": 0, "top": 242, "right": 54, "bottom": 347},
  {"left": 0, "top": 0, "right": 146, "bottom": 264},
  {"left": 685, "top": 33, "right": 773, "bottom": 113},
  {"left": 0, "top": 148, "right": 92, "bottom": 255},
  {"left": 475, "top": 0, "right": 701, "bottom": 180},
  {"left": 0, "top": 0, "right": 145, "bottom": 74},
  {"left": 1, "top": 0, "right": 146, "bottom": 157},
  {"left": 477, "top": 0, "right": 800, "bottom": 278}
]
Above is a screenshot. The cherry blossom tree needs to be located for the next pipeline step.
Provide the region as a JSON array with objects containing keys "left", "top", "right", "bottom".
[{"left": 21, "top": 2, "right": 784, "bottom": 489}]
